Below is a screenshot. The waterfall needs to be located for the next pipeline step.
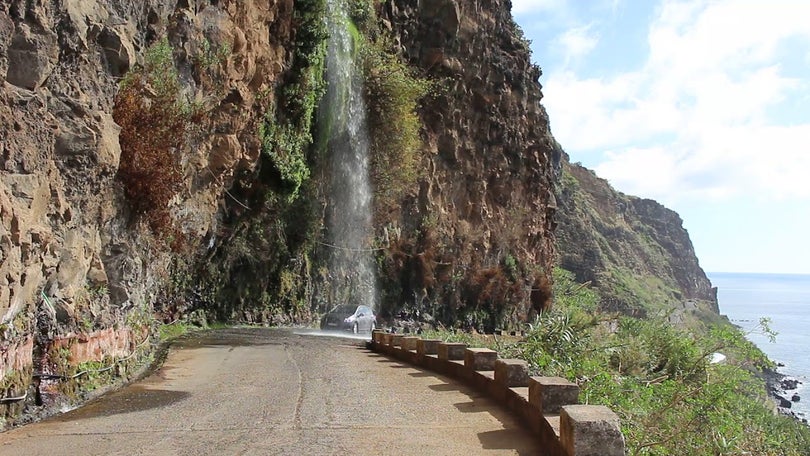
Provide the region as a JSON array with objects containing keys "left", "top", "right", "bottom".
[{"left": 321, "top": 0, "right": 377, "bottom": 311}]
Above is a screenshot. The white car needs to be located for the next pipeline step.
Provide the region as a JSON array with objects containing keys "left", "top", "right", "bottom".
[{"left": 321, "top": 305, "right": 377, "bottom": 333}]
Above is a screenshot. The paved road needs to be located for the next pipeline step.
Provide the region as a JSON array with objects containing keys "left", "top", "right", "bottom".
[{"left": 0, "top": 328, "right": 541, "bottom": 455}]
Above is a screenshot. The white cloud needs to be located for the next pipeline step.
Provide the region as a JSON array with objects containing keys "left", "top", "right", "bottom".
[
  {"left": 595, "top": 123, "right": 810, "bottom": 206},
  {"left": 511, "top": 0, "right": 566, "bottom": 15},
  {"left": 542, "top": 0, "right": 810, "bottom": 204},
  {"left": 554, "top": 24, "right": 599, "bottom": 62},
  {"left": 594, "top": 147, "right": 684, "bottom": 199}
]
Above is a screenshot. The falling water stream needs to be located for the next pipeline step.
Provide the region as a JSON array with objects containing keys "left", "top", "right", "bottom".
[{"left": 321, "top": 0, "right": 377, "bottom": 311}]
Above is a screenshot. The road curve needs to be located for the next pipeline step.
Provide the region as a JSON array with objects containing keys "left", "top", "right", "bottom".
[{"left": 0, "top": 328, "right": 541, "bottom": 455}]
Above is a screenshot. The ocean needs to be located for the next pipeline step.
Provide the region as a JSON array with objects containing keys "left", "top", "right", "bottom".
[{"left": 709, "top": 272, "right": 810, "bottom": 420}]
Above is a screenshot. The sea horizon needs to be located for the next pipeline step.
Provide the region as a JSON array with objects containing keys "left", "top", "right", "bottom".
[{"left": 709, "top": 271, "right": 810, "bottom": 277}]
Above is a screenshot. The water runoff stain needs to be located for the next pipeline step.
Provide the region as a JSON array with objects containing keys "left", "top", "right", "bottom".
[{"left": 294, "top": 329, "right": 372, "bottom": 342}]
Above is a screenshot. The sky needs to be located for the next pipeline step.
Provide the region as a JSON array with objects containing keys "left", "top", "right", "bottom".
[{"left": 511, "top": 0, "right": 810, "bottom": 275}]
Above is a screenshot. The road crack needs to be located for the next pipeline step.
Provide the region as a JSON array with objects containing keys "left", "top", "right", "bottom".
[{"left": 284, "top": 344, "right": 304, "bottom": 430}]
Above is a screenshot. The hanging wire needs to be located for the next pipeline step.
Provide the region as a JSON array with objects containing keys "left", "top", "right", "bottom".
[{"left": 206, "top": 167, "right": 251, "bottom": 210}]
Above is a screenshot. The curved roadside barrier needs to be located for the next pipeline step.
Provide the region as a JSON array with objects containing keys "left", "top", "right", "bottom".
[{"left": 368, "top": 331, "right": 625, "bottom": 456}]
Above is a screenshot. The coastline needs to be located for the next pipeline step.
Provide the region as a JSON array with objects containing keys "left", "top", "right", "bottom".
[
  {"left": 710, "top": 271, "right": 810, "bottom": 426},
  {"left": 729, "top": 319, "right": 807, "bottom": 424},
  {"left": 763, "top": 365, "right": 807, "bottom": 424}
]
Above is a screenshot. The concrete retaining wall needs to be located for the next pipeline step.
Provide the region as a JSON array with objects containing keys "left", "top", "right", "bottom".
[{"left": 369, "top": 331, "right": 625, "bottom": 456}]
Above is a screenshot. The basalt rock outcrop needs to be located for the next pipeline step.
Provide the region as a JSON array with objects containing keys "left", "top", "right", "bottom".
[
  {"left": 0, "top": 0, "right": 298, "bottom": 425},
  {"left": 555, "top": 156, "right": 718, "bottom": 319},
  {"left": 375, "top": 0, "right": 560, "bottom": 329}
]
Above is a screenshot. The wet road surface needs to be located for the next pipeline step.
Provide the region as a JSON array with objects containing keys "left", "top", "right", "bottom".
[{"left": 0, "top": 328, "right": 541, "bottom": 455}]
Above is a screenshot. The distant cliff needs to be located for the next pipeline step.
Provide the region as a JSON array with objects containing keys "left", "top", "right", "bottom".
[{"left": 554, "top": 155, "right": 718, "bottom": 321}]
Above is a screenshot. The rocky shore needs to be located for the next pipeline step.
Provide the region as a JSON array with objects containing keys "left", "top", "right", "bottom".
[{"left": 763, "top": 366, "right": 806, "bottom": 424}]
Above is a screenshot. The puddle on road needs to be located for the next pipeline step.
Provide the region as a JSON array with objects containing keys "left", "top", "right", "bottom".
[
  {"left": 162, "top": 327, "right": 371, "bottom": 349},
  {"left": 172, "top": 327, "right": 288, "bottom": 349},
  {"left": 52, "top": 386, "right": 191, "bottom": 421},
  {"left": 292, "top": 329, "right": 372, "bottom": 342}
]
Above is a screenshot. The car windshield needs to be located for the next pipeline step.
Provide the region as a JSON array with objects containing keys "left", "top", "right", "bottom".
[{"left": 331, "top": 305, "right": 356, "bottom": 315}]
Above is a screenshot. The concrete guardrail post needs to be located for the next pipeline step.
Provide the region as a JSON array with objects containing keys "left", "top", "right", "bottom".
[
  {"left": 437, "top": 342, "right": 467, "bottom": 360},
  {"left": 560, "top": 405, "right": 625, "bottom": 456},
  {"left": 464, "top": 348, "right": 498, "bottom": 370},
  {"left": 529, "top": 376, "right": 580, "bottom": 414},
  {"left": 494, "top": 359, "right": 530, "bottom": 387},
  {"left": 401, "top": 336, "right": 419, "bottom": 351},
  {"left": 372, "top": 330, "right": 385, "bottom": 344},
  {"left": 416, "top": 339, "right": 441, "bottom": 356}
]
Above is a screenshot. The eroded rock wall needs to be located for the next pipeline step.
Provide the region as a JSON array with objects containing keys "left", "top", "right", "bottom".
[
  {"left": 377, "top": 0, "right": 560, "bottom": 329},
  {"left": 0, "top": 0, "right": 295, "bottom": 424},
  {"left": 0, "top": 0, "right": 564, "bottom": 423}
]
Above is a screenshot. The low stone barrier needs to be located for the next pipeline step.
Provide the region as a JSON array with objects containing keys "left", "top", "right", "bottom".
[{"left": 368, "top": 330, "right": 625, "bottom": 456}]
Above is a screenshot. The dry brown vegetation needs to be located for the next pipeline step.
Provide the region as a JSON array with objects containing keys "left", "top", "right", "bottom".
[{"left": 113, "top": 38, "right": 201, "bottom": 248}]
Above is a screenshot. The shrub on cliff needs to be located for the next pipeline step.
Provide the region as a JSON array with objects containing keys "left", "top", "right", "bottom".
[
  {"left": 114, "top": 38, "right": 199, "bottom": 246},
  {"left": 360, "top": 34, "right": 431, "bottom": 218},
  {"left": 545, "top": 270, "right": 809, "bottom": 454},
  {"left": 202, "top": 0, "right": 328, "bottom": 322},
  {"left": 258, "top": 0, "right": 327, "bottom": 199}
]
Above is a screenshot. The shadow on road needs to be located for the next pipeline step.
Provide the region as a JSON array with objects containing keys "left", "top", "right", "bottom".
[
  {"left": 53, "top": 387, "right": 191, "bottom": 421},
  {"left": 363, "top": 350, "right": 540, "bottom": 455},
  {"left": 478, "top": 428, "right": 539, "bottom": 455}
]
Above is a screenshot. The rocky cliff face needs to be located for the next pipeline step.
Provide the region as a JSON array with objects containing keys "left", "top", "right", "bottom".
[
  {"left": 0, "top": 0, "right": 715, "bottom": 428},
  {"left": 0, "top": 0, "right": 297, "bottom": 424},
  {"left": 555, "top": 156, "right": 718, "bottom": 320},
  {"left": 376, "top": 0, "right": 559, "bottom": 329},
  {"left": 0, "top": 0, "right": 560, "bottom": 425}
]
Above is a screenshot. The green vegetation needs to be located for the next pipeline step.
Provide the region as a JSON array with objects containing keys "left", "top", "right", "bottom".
[
  {"left": 427, "top": 268, "right": 810, "bottom": 455},
  {"left": 196, "top": 0, "right": 330, "bottom": 323},
  {"left": 72, "top": 359, "right": 116, "bottom": 392},
  {"left": 259, "top": 0, "right": 328, "bottom": 199},
  {"left": 601, "top": 266, "right": 681, "bottom": 316},
  {"left": 193, "top": 38, "right": 230, "bottom": 75},
  {"left": 0, "top": 367, "right": 31, "bottom": 426},
  {"left": 201, "top": 186, "right": 321, "bottom": 323},
  {"left": 361, "top": 34, "right": 432, "bottom": 217},
  {"left": 347, "top": 0, "right": 375, "bottom": 30},
  {"left": 328, "top": 0, "right": 432, "bottom": 218},
  {"left": 158, "top": 322, "right": 193, "bottom": 341}
]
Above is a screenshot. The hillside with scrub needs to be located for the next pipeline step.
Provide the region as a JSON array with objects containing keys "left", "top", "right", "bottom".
[{"left": 425, "top": 268, "right": 810, "bottom": 455}]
